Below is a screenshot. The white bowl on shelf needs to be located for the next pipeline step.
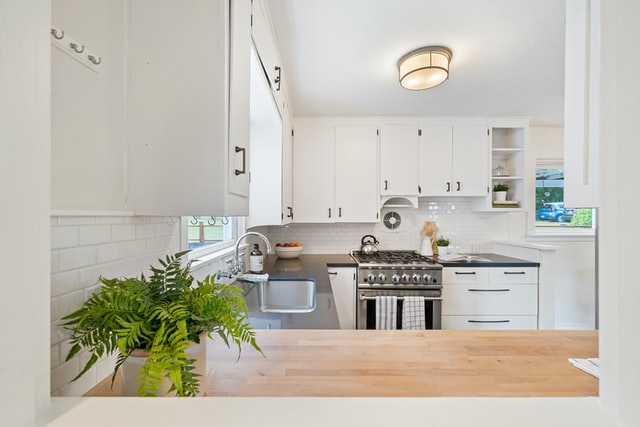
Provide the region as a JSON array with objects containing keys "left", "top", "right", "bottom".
[{"left": 274, "top": 246, "right": 303, "bottom": 259}]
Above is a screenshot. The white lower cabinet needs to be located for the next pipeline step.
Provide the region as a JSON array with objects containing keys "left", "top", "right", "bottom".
[
  {"left": 441, "top": 266, "right": 538, "bottom": 330},
  {"left": 328, "top": 267, "right": 356, "bottom": 329}
]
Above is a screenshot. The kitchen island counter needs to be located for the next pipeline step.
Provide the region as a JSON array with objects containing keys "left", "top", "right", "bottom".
[{"left": 205, "top": 329, "right": 597, "bottom": 397}]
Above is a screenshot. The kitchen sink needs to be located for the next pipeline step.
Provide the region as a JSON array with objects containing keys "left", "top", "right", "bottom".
[{"left": 255, "top": 279, "right": 316, "bottom": 313}]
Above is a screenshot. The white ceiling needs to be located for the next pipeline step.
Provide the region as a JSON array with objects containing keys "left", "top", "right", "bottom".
[{"left": 266, "top": 0, "right": 566, "bottom": 126}]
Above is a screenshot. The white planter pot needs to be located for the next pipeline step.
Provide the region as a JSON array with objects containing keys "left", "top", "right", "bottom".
[
  {"left": 494, "top": 191, "right": 507, "bottom": 201},
  {"left": 121, "top": 336, "right": 207, "bottom": 396},
  {"left": 438, "top": 246, "right": 448, "bottom": 256}
]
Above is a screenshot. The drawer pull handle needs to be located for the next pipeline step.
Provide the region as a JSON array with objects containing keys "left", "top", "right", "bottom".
[
  {"left": 467, "top": 319, "right": 511, "bottom": 324},
  {"left": 468, "top": 288, "right": 511, "bottom": 292},
  {"left": 504, "top": 271, "right": 526, "bottom": 275},
  {"left": 454, "top": 271, "right": 476, "bottom": 275}
]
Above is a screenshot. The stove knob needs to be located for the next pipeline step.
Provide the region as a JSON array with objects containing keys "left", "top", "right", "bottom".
[
  {"left": 422, "top": 273, "right": 432, "bottom": 283},
  {"left": 367, "top": 273, "right": 376, "bottom": 283},
  {"left": 401, "top": 273, "right": 410, "bottom": 283},
  {"left": 378, "top": 273, "right": 388, "bottom": 283},
  {"left": 412, "top": 274, "right": 421, "bottom": 283},
  {"left": 391, "top": 274, "right": 401, "bottom": 284}
]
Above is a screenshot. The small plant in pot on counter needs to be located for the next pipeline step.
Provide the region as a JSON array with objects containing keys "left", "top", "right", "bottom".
[
  {"left": 61, "top": 251, "right": 262, "bottom": 397},
  {"left": 436, "top": 236, "right": 450, "bottom": 247}
]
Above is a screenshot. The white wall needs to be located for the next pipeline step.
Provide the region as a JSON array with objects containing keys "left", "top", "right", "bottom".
[{"left": 0, "top": 0, "right": 51, "bottom": 425}]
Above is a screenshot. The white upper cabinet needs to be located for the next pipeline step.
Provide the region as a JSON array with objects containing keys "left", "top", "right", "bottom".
[
  {"left": 335, "top": 126, "right": 379, "bottom": 222},
  {"left": 380, "top": 125, "right": 420, "bottom": 197},
  {"left": 420, "top": 125, "right": 489, "bottom": 197},
  {"left": 292, "top": 124, "right": 336, "bottom": 222},
  {"left": 126, "top": 0, "right": 251, "bottom": 216},
  {"left": 292, "top": 123, "right": 379, "bottom": 223}
]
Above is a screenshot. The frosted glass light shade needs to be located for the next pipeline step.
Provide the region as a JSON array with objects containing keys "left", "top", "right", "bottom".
[{"left": 398, "top": 46, "right": 452, "bottom": 90}]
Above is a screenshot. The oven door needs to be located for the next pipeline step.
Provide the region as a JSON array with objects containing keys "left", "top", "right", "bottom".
[{"left": 356, "top": 288, "right": 442, "bottom": 330}]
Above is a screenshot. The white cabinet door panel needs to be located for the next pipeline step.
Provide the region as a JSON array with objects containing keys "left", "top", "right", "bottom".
[
  {"left": 489, "top": 267, "right": 538, "bottom": 284},
  {"left": 380, "top": 125, "right": 419, "bottom": 196},
  {"left": 292, "top": 125, "right": 335, "bottom": 222},
  {"left": 442, "top": 284, "right": 538, "bottom": 315},
  {"left": 451, "top": 126, "right": 489, "bottom": 196},
  {"left": 335, "top": 126, "right": 379, "bottom": 222},
  {"left": 442, "top": 315, "right": 538, "bottom": 330},
  {"left": 419, "top": 126, "right": 453, "bottom": 196},
  {"left": 443, "top": 268, "right": 489, "bottom": 284}
]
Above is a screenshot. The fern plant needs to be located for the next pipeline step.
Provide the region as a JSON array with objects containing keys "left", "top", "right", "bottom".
[{"left": 62, "top": 251, "right": 261, "bottom": 397}]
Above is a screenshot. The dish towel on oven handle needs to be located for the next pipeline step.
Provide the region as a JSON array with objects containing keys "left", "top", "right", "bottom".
[
  {"left": 402, "top": 296, "right": 425, "bottom": 330},
  {"left": 375, "top": 296, "right": 397, "bottom": 330}
]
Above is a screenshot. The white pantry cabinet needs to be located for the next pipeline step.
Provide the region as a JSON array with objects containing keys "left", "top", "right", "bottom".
[
  {"left": 441, "top": 266, "right": 538, "bottom": 330},
  {"left": 380, "top": 125, "right": 420, "bottom": 197},
  {"left": 328, "top": 267, "right": 356, "bottom": 329},
  {"left": 126, "top": 0, "right": 251, "bottom": 216},
  {"left": 419, "top": 126, "right": 489, "bottom": 197},
  {"left": 292, "top": 123, "right": 379, "bottom": 223}
]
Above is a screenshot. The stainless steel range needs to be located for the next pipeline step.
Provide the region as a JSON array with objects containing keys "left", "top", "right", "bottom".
[{"left": 350, "top": 250, "right": 443, "bottom": 330}]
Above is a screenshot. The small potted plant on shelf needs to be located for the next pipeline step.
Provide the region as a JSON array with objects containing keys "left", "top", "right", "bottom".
[
  {"left": 436, "top": 236, "right": 451, "bottom": 256},
  {"left": 493, "top": 182, "right": 510, "bottom": 202},
  {"left": 61, "top": 251, "right": 261, "bottom": 397}
]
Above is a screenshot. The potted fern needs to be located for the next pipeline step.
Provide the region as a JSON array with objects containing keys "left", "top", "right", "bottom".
[{"left": 61, "top": 251, "right": 261, "bottom": 397}]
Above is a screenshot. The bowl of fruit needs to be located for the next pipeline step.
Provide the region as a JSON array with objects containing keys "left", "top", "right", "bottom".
[{"left": 274, "top": 242, "right": 303, "bottom": 259}]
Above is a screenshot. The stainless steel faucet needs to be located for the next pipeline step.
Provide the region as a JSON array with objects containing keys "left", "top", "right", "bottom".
[{"left": 234, "top": 231, "right": 272, "bottom": 274}]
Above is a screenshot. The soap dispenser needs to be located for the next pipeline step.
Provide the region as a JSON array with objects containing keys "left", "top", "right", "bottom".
[{"left": 249, "top": 244, "right": 264, "bottom": 273}]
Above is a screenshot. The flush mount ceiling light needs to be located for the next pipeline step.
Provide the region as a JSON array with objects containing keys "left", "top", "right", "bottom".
[{"left": 398, "top": 46, "right": 452, "bottom": 90}]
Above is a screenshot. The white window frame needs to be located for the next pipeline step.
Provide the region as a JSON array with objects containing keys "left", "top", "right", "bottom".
[
  {"left": 181, "top": 216, "right": 246, "bottom": 264},
  {"left": 528, "top": 158, "right": 596, "bottom": 237}
]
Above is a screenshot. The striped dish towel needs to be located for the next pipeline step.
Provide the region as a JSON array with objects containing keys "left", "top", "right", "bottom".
[
  {"left": 375, "top": 296, "right": 397, "bottom": 329},
  {"left": 402, "top": 296, "right": 425, "bottom": 330}
]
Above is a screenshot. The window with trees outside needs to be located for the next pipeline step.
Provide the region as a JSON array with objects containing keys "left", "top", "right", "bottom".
[
  {"left": 186, "top": 216, "right": 237, "bottom": 255},
  {"left": 535, "top": 165, "right": 594, "bottom": 230}
]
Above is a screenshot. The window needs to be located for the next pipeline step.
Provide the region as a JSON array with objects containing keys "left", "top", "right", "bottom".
[
  {"left": 186, "top": 216, "right": 238, "bottom": 257},
  {"left": 535, "top": 162, "right": 594, "bottom": 231}
]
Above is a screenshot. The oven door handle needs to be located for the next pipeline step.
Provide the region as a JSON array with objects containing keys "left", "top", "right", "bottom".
[{"left": 359, "top": 295, "right": 442, "bottom": 301}]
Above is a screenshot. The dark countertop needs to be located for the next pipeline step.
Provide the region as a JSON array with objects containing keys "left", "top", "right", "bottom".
[
  {"left": 430, "top": 253, "right": 540, "bottom": 267},
  {"left": 237, "top": 254, "right": 356, "bottom": 330}
]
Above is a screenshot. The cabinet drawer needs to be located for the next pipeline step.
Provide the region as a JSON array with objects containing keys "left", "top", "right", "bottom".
[
  {"left": 443, "top": 268, "right": 489, "bottom": 284},
  {"left": 442, "top": 284, "right": 538, "bottom": 315},
  {"left": 442, "top": 315, "right": 538, "bottom": 330},
  {"left": 489, "top": 267, "right": 538, "bottom": 284}
]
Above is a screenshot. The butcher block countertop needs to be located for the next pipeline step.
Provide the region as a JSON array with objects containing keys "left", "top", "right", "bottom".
[{"left": 87, "top": 329, "right": 598, "bottom": 397}]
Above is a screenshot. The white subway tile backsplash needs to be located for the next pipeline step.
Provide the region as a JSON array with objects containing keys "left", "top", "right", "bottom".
[
  {"left": 51, "top": 226, "right": 79, "bottom": 249},
  {"left": 96, "top": 242, "right": 125, "bottom": 264},
  {"left": 57, "top": 246, "right": 97, "bottom": 271},
  {"left": 51, "top": 270, "right": 81, "bottom": 297},
  {"left": 112, "top": 224, "right": 136, "bottom": 241},
  {"left": 79, "top": 224, "right": 112, "bottom": 246},
  {"left": 135, "top": 223, "right": 156, "bottom": 240}
]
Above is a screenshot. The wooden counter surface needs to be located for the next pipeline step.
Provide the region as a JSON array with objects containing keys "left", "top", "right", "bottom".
[{"left": 87, "top": 329, "right": 598, "bottom": 397}]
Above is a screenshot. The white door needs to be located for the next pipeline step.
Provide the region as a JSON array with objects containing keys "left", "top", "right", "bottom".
[
  {"left": 328, "top": 267, "right": 356, "bottom": 329},
  {"left": 380, "top": 125, "right": 419, "bottom": 196},
  {"left": 335, "top": 126, "right": 379, "bottom": 222},
  {"left": 452, "top": 126, "right": 489, "bottom": 196},
  {"left": 419, "top": 126, "right": 453, "bottom": 196},
  {"left": 292, "top": 124, "right": 335, "bottom": 222}
]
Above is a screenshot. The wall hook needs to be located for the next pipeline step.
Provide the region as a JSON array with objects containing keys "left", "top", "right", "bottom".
[
  {"left": 88, "top": 55, "right": 101, "bottom": 65},
  {"left": 69, "top": 42, "right": 84, "bottom": 53},
  {"left": 51, "top": 28, "right": 64, "bottom": 40}
]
